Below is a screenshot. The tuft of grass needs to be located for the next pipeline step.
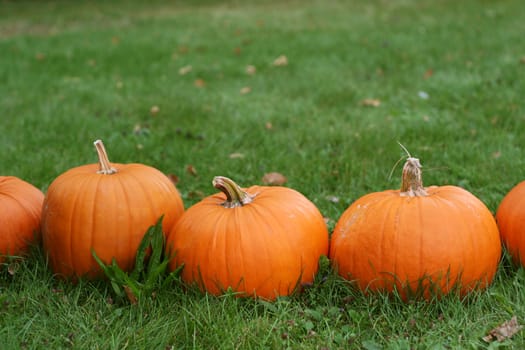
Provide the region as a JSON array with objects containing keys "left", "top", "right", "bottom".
[
  {"left": 92, "top": 216, "right": 183, "bottom": 305},
  {"left": 1, "top": 0, "right": 525, "bottom": 348}
]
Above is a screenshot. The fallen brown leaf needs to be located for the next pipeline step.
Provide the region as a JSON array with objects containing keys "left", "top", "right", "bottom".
[
  {"left": 262, "top": 172, "right": 287, "bottom": 186},
  {"left": 186, "top": 165, "right": 198, "bottom": 177},
  {"left": 179, "top": 65, "right": 192, "bottom": 75},
  {"left": 123, "top": 285, "right": 138, "bottom": 305},
  {"left": 167, "top": 174, "right": 180, "bottom": 186},
  {"left": 273, "top": 55, "right": 288, "bottom": 67},
  {"left": 246, "top": 65, "right": 256, "bottom": 75},
  {"left": 229, "top": 153, "right": 245, "bottom": 159},
  {"left": 194, "top": 79, "right": 206, "bottom": 88},
  {"left": 360, "top": 98, "right": 381, "bottom": 107},
  {"left": 423, "top": 68, "right": 433, "bottom": 79},
  {"left": 483, "top": 316, "right": 522, "bottom": 342},
  {"left": 150, "top": 105, "right": 160, "bottom": 116},
  {"left": 265, "top": 122, "right": 273, "bottom": 130},
  {"left": 240, "top": 86, "right": 251, "bottom": 95}
]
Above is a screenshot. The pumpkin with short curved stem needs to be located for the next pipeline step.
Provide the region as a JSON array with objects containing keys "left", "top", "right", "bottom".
[
  {"left": 329, "top": 157, "right": 501, "bottom": 300},
  {"left": 496, "top": 181, "right": 525, "bottom": 266},
  {"left": 166, "top": 176, "right": 329, "bottom": 300},
  {"left": 0, "top": 176, "right": 44, "bottom": 264},
  {"left": 42, "top": 140, "right": 184, "bottom": 279}
]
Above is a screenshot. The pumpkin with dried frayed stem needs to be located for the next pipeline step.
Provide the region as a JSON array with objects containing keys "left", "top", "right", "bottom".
[
  {"left": 329, "top": 157, "right": 501, "bottom": 300},
  {"left": 496, "top": 181, "right": 525, "bottom": 266},
  {"left": 42, "top": 140, "right": 184, "bottom": 279},
  {"left": 166, "top": 176, "right": 329, "bottom": 300},
  {"left": 0, "top": 176, "right": 44, "bottom": 264}
]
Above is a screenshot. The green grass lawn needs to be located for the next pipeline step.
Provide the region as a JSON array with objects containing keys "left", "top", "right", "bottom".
[{"left": 1, "top": 0, "right": 525, "bottom": 348}]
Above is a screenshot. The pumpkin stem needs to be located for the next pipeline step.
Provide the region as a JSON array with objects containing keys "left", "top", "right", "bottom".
[
  {"left": 212, "top": 176, "right": 254, "bottom": 208},
  {"left": 400, "top": 157, "right": 428, "bottom": 197},
  {"left": 94, "top": 140, "right": 117, "bottom": 175}
]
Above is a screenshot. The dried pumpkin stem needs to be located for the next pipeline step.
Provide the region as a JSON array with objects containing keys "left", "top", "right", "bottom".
[
  {"left": 213, "top": 176, "right": 254, "bottom": 208},
  {"left": 400, "top": 157, "right": 428, "bottom": 197},
  {"left": 94, "top": 139, "right": 117, "bottom": 175}
]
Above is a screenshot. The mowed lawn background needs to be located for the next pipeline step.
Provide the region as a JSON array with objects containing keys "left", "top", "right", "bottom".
[{"left": 1, "top": 0, "right": 525, "bottom": 348}]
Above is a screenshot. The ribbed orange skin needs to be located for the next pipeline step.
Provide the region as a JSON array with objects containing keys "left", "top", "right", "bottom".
[
  {"left": 496, "top": 181, "right": 525, "bottom": 266},
  {"left": 330, "top": 185, "right": 501, "bottom": 300},
  {"left": 42, "top": 163, "right": 184, "bottom": 279},
  {"left": 166, "top": 186, "right": 329, "bottom": 300},
  {"left": 0, "top": 176, "right": 44, "bottom": 264}
]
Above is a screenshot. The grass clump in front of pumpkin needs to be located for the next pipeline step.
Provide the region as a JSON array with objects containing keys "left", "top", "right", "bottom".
[{"left": 92, "top": 216, "right": 183, "bottom": 305}]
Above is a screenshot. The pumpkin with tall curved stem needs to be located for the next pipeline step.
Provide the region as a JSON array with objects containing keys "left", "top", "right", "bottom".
[{"left": 166, "top": 176, "right": 329, "bottom": 300}]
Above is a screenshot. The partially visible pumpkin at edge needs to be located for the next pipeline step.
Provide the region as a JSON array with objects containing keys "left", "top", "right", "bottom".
[
  {"left": 496, "top": 181, "right": 525, "bottom": 267},
  {"left": 0, "top": 176, "right": 44, "bottom": 264}
]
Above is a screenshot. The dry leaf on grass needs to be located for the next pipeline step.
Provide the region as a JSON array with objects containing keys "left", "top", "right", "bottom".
[
  {"left": 167, "top": 174, "right": 180, "bottom": 186},
  {"left": 245, "top": 65, "right": 256, "bottom": 75},
  {"left": 229, "top": 153, "right": 245, "bottom": 159},
  {"left": 262, "top": 172, "right": 287, "bottom": 186},
  {"left": 179, "top": 65, "right": 192, "bottom": 75},
  {"left": 483, "top": 316, "right": 522, "bottom": 342},
  {"left": 186, "top": 165, "right": 198, "bottom": 177},
  {"left": 240, "top": 86, "right": 251, "bottom": 95},
  {"left": 150, "top": 105, "right": 160, "bottom": 116},
  {"left": 273, "top": 55, "right": 288, "bottom": 66},
  {"left": 194, "top": 79, "right": 206, "bottom": 88},
  {"left": 360, "top": 98, "right": 381, "bottom": 107},
  {"left": 123, "top": 285, "right": 138, "bottom": 305}
]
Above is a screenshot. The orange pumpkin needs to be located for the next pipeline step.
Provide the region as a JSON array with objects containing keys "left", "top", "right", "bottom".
[
  {"left": 496, "top": 181, "right": 525, "bottom": 266},
  {"left": 0, "top": 176, "right": 44, "bottom": 264},
  {"left": 42, "top": 140, "right": 184, "bottom": 279},
  {"left": 329, "top": 157, "right": 501, "bottom": 300},
  {"left": 166, "top": 176, "right": 329, "bottom": 300}
]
